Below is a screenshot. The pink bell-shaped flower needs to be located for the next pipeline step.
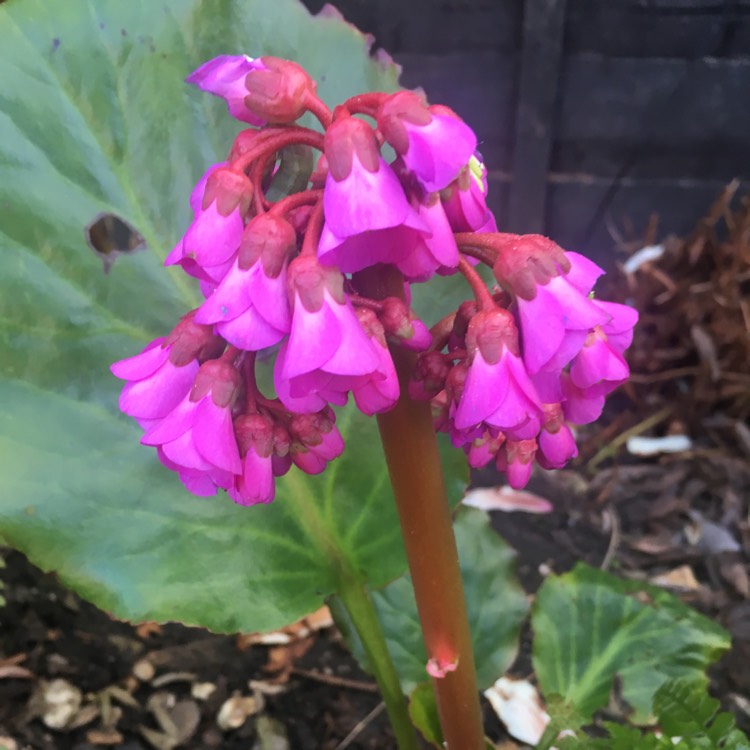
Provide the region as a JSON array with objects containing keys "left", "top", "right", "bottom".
[
  {"left": 351, "top": 307, "right": 399, "bottom": 415},
  {"left": 230, "top": 413, "right": 277, "bottom": 506},
  {"left": 560, "top": 372, "right": 605, "bottom": 425},
  {"left": 141, "top": 358, "right": 243, "bottom": 484},
  {"left": 570, "top": 325, "right": 631, "bottom": 398},
  {"left": 166, "top": 167, "right": 253, "bottom": 285},
  {"left": 111, "top": 313, "right": 224, "bottom": 430},
  {"left": 288, "top": 409, "right": 345, "bottom": 475},
  {"left": 537, "top": 403, "right": 578, "bottom": 469},
  {"left": 318, "top": 116, "right": 426, "bottom": 273},
  {"left": 274, "top": 255, "right": 391, "bottom": 413},
  {"left": 195, "top": 214, "right": 296, "bottom": 350},
  {"left": 495, "top": 239, "right": 610, "bottom": 375},
  {"left": 186, "top": 55, "right": 267, "bottom": 125},
  {"left": 441, "top": 155, "right": 498, "bottom": 233},
  {"left": 497, "top": 439, "right": 537, "bottom": 489},
  {"left": 396, "top": 194, "right": 460, "bottom": 281},
  {"left": 453, "top": 308, "right": 543, "bottom": 440},
  {"left": 377, "top": 92, "right": 477, "bottom": 193},
  {"left": 378, "top": 297, "right": 432, "bottom": 352}
]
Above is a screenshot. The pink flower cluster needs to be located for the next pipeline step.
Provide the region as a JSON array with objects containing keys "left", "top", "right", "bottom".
[
  {"left": 112, "top": 54, "right": 636, "bottom": 503},
  {"left": 412, "top": 234, "right": 637, "bottom": 487}
]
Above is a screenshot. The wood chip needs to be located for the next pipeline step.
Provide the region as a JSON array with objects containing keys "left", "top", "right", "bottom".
[{"left": 650, "top": 565, "right": 701, "bottom": 591}]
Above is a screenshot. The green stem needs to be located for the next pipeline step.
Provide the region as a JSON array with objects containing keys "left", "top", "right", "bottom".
[
  {"left": 354, "top": 265, "right": 486, "bottom": 750},
  {"left": 336, "top": 575, "right": 420, "bottom": 750}
]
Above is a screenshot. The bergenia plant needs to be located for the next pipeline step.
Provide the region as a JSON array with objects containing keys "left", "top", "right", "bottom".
[{"left": 110, "top": 54, "right": 637, "bottom": 748}]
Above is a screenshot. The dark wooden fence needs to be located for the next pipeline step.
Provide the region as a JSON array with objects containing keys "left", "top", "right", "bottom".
[{"left": 303, "top": 0, "right": 750, "bottom": 262}]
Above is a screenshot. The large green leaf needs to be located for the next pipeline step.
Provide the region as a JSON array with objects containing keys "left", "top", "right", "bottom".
[
  {"left": 337, "top": 508, "right": 529, "bottom": 692},
  {"left": 0, "top": 0, "right": 468, "bottom": 632},
  {"left": 532, "top": 564, "right": 730, "bottom": 724}
]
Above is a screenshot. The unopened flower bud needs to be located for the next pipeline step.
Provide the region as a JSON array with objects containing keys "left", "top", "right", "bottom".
[
  {"left": 324, "top": 116, "right": 381, "bottom": 181},
  {"left": 497, "top": 439, "right": 537, "bottom": 489},
  {"left": 465, "top": 308, "right": 520, "bottom": 364},
  {"left": 288, "top": 254, "right": 345, "bottom": 312},
  {"left": 244, "top": 57, "right": 316, "bottom": 124},
  {"left": 238, "top": 214, "right": 297, "bottom": 273},
  {"left": 190, "top": 359, "right": 242, "bottom": 408},
  {"left": 164, "top": 311, "right": 225, "bottom": 366},
  {"left": 410, "top": 351, "right": 451, "bottom": 400},
  {"left": 202, "top": 167, "right": 254, "bottom": 218},
  {"left": 492, "top": 234, "right": 571, "bottom": 301},
  {"left": 377, "top": 91, "right": 477, "bottom": 192},
  {"left": 379, "top": 297, "right": 432, "bottom": 351},
  {"left": 234, "top": 413, "right": 275, "bottom": 458}
]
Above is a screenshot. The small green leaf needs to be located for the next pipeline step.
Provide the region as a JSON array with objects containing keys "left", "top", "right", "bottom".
[
  {"left": 340, "top": 508, "right": 528, "bottom": 691},
  {"left": 408, "top": 683, "right": 442, "bottom": 748},
  {"left": 557, "top": 679, "right": 750, "bottom": 750},
  {"left": 532, "top": 564, "right": 730, "bottom": 724}
]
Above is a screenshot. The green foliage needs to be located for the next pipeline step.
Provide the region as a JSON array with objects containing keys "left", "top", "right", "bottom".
[
  {"left": 557, "top": 679, "right": 750, "bottom": 750},
  {"left": 408, "top": 683, "right": 443, "bottom": 747},
  {"left": 0, "top": 0, "right": 470, "bottom": 633},
  {"left": 532, "top": 564, "right": 730, "bottom": 724},
  {"left": 337, "top": 508, "right": 528, "bottom": 692}
]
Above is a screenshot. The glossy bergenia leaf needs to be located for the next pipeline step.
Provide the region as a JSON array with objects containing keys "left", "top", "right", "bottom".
[{"left": 0, "top": 0, "right": 470, "bottom": 632}]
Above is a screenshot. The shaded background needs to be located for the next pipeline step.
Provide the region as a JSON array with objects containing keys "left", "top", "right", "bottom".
[{"left": 303, "top": 0, "right": 750, "bottom": 262}]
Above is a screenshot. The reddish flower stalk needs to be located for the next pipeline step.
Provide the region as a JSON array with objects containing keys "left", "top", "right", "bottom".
[{"left": 355, "top": 265, "right": 486, "bottom": 750}]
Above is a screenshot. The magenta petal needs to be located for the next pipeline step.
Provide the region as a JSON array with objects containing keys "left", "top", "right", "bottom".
[
  {"left": 319, "top": 428, "right": 345, "bottom": 460},
  {"left": 119, "top": 360, "right": 199, "bottom": 419},
  {"left": 570, "top": 340, "right": 629, "bottom": 391},
  {"left": 111, "top": 340, "right": 168, "bottom": 380},
  {"left": 292, "top": 450, "right": 328, "bottom": 475},
  {"left": 322, "top": 300, "right": 381, "bottom": 376},
  {"left": 454, "top": 351, "right": 510, "bottom": 429},
  {"left": 251, "top": 264, "right": 291, "bottom": 333},
  {"left": 165, "top": 239, "right": 185, "bottom": 267},
  {"left": 274, "top": 344, "right": 330, "bottom": 413},
  {"left": 283, "top": 295, "right": 341, "bottom": 379},
  {"left": 531, "top": 370, "right": 564, "bottom": 403},
  {"left": 217, "top": 308, "right": 286, "bottom": 351},
  {"left": 539, "top": 425, "right": 578, "bottom": 468},
  {"left": 183, "top": 203, "right": 243, "bottom": 268},
  {"left": 505, "top": 459, "right": 534, "bottom": 490},
  {"left": 319, "top": 224, "right": 423, "bottom": 274},
  {"left": 186, "top": 55, "right": 265, "bottom": 126},
  {"left": 189, "top": 163, "right": 225, "bottom": 216},
  {"left": 195, "top": 260, "right": 258, "bottom": 324},
  {"left": 162, "top": 431, "right": 213, "bottom": 471},
  {"left": 563, "top": 252, "right": 605, "bottom": 294},
  {"left": 353, "top": 343, "right": 399, "bottom": 415},
  {"left": 561, "top": 375, "right": 604, "bottom": 424},
  {"left": 230, "top": 451, "right": 275, "bottom": 505},
  {"left": 544, "top": 276, "right": 610, "bottom": 330},
  {"left": 179, "top": 471, "right": 218, "bottom": 497},
  {"left": 323, "top": 156, "right": 411, "bottom": 238},
  {"left": 517, "top": 292, "right": 566, "bottom": 374},
  {"left": 420, "top": 199, "right": 460, "bottom": 267},
  {"left": 142, "top": 396, "right": 198, "bottom": 446},
  {"left": 404, "top": 116, "right": 477, "bottom": 192},
  {"left": 193, "top": 398, "right": 242, "bottom": 474}
]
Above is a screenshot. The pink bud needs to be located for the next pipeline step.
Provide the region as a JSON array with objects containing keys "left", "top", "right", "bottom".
[{"left": 244, "top": 57, "right": 316, "bottom": 124}]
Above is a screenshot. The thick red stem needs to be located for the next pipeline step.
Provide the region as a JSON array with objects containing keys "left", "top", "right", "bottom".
[
  {"left": 300, "top": 200, "right": 325, "bottom": 257},
  {"left": 269, "top": 189, "right": 323, "bottom": 217},
  {"left": 457, "top": 256, "right": 495, "bottom": 311},
  {"left": 353, "top": 265, "right": 485, "bottom": 750},
  {"left": 304, "top": 90, "right": 333, "bottom": 128},
  {"left": 232, "top": 129, "right": 325, "bottom": 173}
]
